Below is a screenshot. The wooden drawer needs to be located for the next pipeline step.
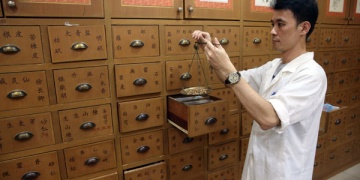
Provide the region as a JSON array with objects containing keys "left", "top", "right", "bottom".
[
  {"left": 167, "top": 95, "right": 228, "bottom": 137},
  {"left": 340, "top": 141, "right": 354, "bottom": 165},
  {"left": 242, "top": 26, "right": 271, "bottom": 54},
  {"left": 164, "top": 25, "right": 203, "bottom": 56},
  {"left": 334, "top": 51, "right": 353, "bottom": 71},
  {"left": 0, "top": 112, "right": 54, "bottom": 154},
  {"left": 207, "top": 166, "right": 236, "bottom": 180},
  {"left": 0, "top": 71, "right": 49, "bottom": 111},
  {"left": 338, "top": 28, "right": 355, "bottom": 48},
  {"left": 330, "top": 90, "right": 349, "bottom": 107},
  {"left": 2, "top": 0, "right": 103, "bottom": 17},
  {"left": 115, "top": 62, "right": 162, "bottom": 97},
  {"left": 239, "top": 137, "right": 249, "bottom": 161},
  {"left": 169, "top": 149, "right": 205, "bottom": 180},
  {"left": 48, "top": 25, "right": 107, "bottom": 63},
  {"left": 59, "top": 104, "right": 113, "bottom": 142},
  {"left": 206, "top": 56, "right": 239, "bottom": 86},
  {"left": 0, "top": 26, "right": 44, "bottom": 65},
  {"left": 326, "top": 73, "right": 334, "bottom": 93},
  {"left": 207, "top": 141, "right": 237, "bottom": 170},
  {"left": 205, "top": 26, "right": 240, "bottom": 52},
  {"left": 53, "top": 66, "right": 110, "bottom": 104},
  {"left": 123, "top": 161, "right": 167, "bottom": 180},
  {"left": 313, "top": 152, "right": 324, "bottom": 179},
  {"left": 112, "top": 25, "right": 159, "bottom": 59},
  {"left": 168, "top": 127, "right": 205, "bottom": 154},
  {"left": 118, "top": 97, "right": 164, "bottom": 133},
  {"left": 350, "top": 69, "right": 360, "bottom": 88},
  {"left": 333, "top": 71, "right": 351, "bottom": 91},
  {"left": 89, "top": 172, "right": 118, "bottom": 180},
  {"left": 210, "top": 88, "right": 238, "bottom": 113},
  {"left": 314, "top": 51, "right": 336, "bottom": 73},
  {"left": 319, "top": 28, "right": 338, "bottom": 48},
  {"left": 120, "top": 130, "right": 164, "bottom": 164},
  {"left": 0, "top": 151, "right": 61, "bottom": 180},
  {"left": 208, "top": 114, "right": 239, "bottom": 145},
  {"left": 323, "top": 147, "right": 341, "bottom": 174},
  {"left": 323, "top": 107, "right": 347, "bottom": 133},
  {"left": 64, "top": 140, "right": 116, "bottom": 178},
  {"left": 241, "top": 111, "right": 253, "bottom": 136},
  {"left": 306, "top": 28, "right": 319, "bottom": 49},
  {"left": 242, "top": 55, "right": 270, "bottom": 70},
  {"left": 316, "top": 132, "right": 327, "bottom": 153},
  {"left": 325, "top": 131, "right": 342, "bottom": 149}
]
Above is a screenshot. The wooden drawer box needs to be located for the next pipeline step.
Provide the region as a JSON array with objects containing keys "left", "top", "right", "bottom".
[
  {"left": 210, "top": 88, "right": 239, "bottom": 113},
  {"left": 0, "top": 112, "right": 54, "bottom": 154},
  {"left": 123, "top": 161, "right": 167, "bottom": 180},
  {"left": 242, "top": 26, "right": 271, "bottom": 54},
  {"left": 169, "top": 149, "right": 205, "bottom": 180},
  {"left": 0, "top": 71, "right": 49, "bottom": 111},
  {"left": 242, "top": 55, "right": 270, "bottom": 70},
  {"left": 118, "top": 97, "right": 164, "bottom": 133},
  {"left": 314, "top": 51, "right": 336, "bottom": 73},
  {"left": 89, "top": 172, "right": 118, "bottom": 180},
  {"left": 207, "top": 166, "right": 236, "bottom": 180},
  {"left": 0, "top": 26, "right": 44, "bottom": 66},
  {"left": 53, "top": 66, "right": 110, "bottom": 104},
  {"left": 208, "top": 114, "right": 239, "bottom": 145},
  {"left": 48, "top": 25, "right": 107, "bottom": 63},
  {"left": 2, "top": 0, "right": 104, "bottom": 17},
  {"left": 0, "top": 151, "right": 61, "bottom": 180},
  {"left": 241, "top": 111, "right": 253, "bottom": 136},
  {"left": 120, "top": 130, "right": 164, "bottom": 164},
  {"left": 205, "top": 26, "right": 240, "bottom": 52},
  {"left": 168, "top": 127, "right": 205, "bottom": 154},
  {"left": 115, "top": 62, "right": 162, "bottom": 97},
  {"left": 167, "top": 95, "right": 228, "bottom": 137},
  {"left": 207, "top": 141, "right": 238, "bottom": 170},
  {"left": 112, "top": 25, "right": 159, "bottom": 58},
  {"left": 322, "top": 107, "right": 347, "bottom": 133},
  {"left": 64, "top": 140, "right": 116, "bottom": 178},
  {"left": 58, "top": 104, "right": 113, "bottom": 142},
  {"left": 319, "top": 28, "right": 338, "bottom": 48},
  {"left": 240, "top": 137, "right": 249, "bottom": 161}
]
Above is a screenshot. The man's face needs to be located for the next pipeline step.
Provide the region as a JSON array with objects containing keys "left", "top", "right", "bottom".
[{"left": 271, "top": 9, "right": 303, "bottom": 53}]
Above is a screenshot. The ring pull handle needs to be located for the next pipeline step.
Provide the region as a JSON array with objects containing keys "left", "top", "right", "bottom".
[
  {"left": 22, "top": 171, "right": 40, "bottom": 180},
  {"left": 133, "top": 78, "right": 147, "bottom": 86},
  {"left": 204, "top": 117, "right": 217, "bottom": 125},
  {"left": 7, "top": 0, "right": 16, "bottom": 8},
  {"left": 71, "top": 42, "right": 88, "bottom": 50},
  {"left": 136, "top": 113, "right": 149, "bottom": 121},
  {"left": 182, "top": 137, "right": 194, "bottom": 144},
  {"left": 182, "top": 164, "right": 193, "bottom": 171},
  {"left": 219, "top": 154, "right": 228, "bottom": 161},
  {"left": 137, "top": 146, "right": 150, "bottom": 153},
  {"left": 179, "top": 39, "right": 191, "bottom": 46},
  {"left": 0, "top": 44, "right": 21, "bottom": 53},
  {"left": 220, "top": 128, "right": 229, "bottom": 135},
  {"left": 180, "top": 72, "right": 192, "bottom": 81},
  {"left": 7, "top": 90, "right": 27, "bottom": 99},
  {"left": 130, "top": 40, "right": 144, "bottom": 48},
  {"left": 219, "top": 38, "right": 229, "bottom": 45},
  {"left": 84, "top": 157, "right": 100, "bottom": 166},
  {"left": 80, "top": 122, "right": 96, "bottom": 130},
  {"left": 253, "top": 38, "right": 261, "bottom": 44},
  {"left": 14, "top": 131, "right": 33, "bottom": 141},
  {"left": 75, "top": 83, "right": 92, "bottom": 92},
  {"left": 326, "top": 37, "right": 332, "bottom": 42}
]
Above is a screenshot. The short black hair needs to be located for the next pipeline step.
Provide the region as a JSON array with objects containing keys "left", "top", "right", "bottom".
[{"left": 271, "top": 0, "right": 319, "bottom": 39}]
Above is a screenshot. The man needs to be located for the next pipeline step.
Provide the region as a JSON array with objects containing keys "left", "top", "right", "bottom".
[{"left": 192, "top": 0, "right": 326, "bottom": 179}]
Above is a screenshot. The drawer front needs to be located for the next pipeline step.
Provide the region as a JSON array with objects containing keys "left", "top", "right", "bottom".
[
  {"left": 242, "top": 55, "right": 270, "bottom": 70},
  {"left": 323, "top": 147, "right": 341, "bottom": 173},
  {"left": 120, "top": 130, "right": 164, "bottom": 164},
  {"left": 89, "top": 172, "right": 118, "bottom": 180},
  {"left": 326, "top": 108, "right": 347, "bottom": 133},
  {"left": 115, "top": 62, "right": 162, "bottom": 97},
  {"left": 2, "top": 0, "right": 104, "bottom": 17},
  {"left": 118, "top": 97, "right": 164, "bottom": 133},
  {"left": 210, "top": 88, "right": 238, "bottom": 113},
  {"left": 124, "top": 161, "right": 167, "bottom": 180},
  {"left": 168, "top": 127, "right": 205, "bottom": 154},
  {"left": 313, "top": 153, "right": 324, "bottom": 177},
  {"left": 330, "top": 90, "right": 348, "bottom": 107},
  {"left": 207, "top": 166, "right": 236, "bottom": 180},
  {"left": 350, "top": 69, "right": 360, "bottom": 88},
  {"left": 240, "top": 137, "right": 249, "bottom": 161},
  {"left": 333, "top": 71, "right": 351, "bottom": 91},
  {"left": 338, "top": 29, "right": 355, "bottom": 48},
  {"left": 0, "top": 71, "right": 49, "bottom": 111},
  {"left": 314, "top": 51, "right": 336, "bottom": 73},
  {"left": 325, "top": 131, "right": 342, "bottom": 149},
  {"left": 64, "top": 140, "right": 117, "bottom": 178},
  {"left": 0, "top": 26, "right": 44, "bottom": 65},
  {"left": 59, "top": 104, "right": 113, "bottom": 142},
  {"left": 169, "top": 149, "right": 204, "bottom": 180},
  {"left": 335, "top": 51, "right": 353, "bottom": 71},
  {"left": 164, "top": 25, "right": 203, "bottom": 56},
  {"left": 205, "top": 26, "right": 240, "bottom": 52},
  {"left": 207, "top": 57, "right": 239, "bottom": 86},
  {"left": 208, "top": 114, "right": 239, "bottom": 145},
  {"left": 316, "top": 133, "right": 327, "bottom": 153},
  {"left": 0, "top": 151, "right": 61, "bottom": 180},
  {"left": 241, "top": 111, "right": 253, "bottom": 136},
  {"left": 319, "top": 28, "right": 338, "bottom": 48},
  {"left": 48, "top": 25, "right": 107, "bottom": 63},
  {"left": 207, "top": 141, "right": 237, "bottom": 170},
  {"left": 243, "top": 27, "right": 271, "bottom": 53},
  {"left": 112, "top": 25, "right": 159, "bottom": 58},
  {"left": 0, "top": 112, "right": 54, "bottom": 154},
  {"left": 306, "top": 28, "right": 319, "bottom": 49},
  {"left": 53, "top": 66, "right": 110, "bottom": 103}
]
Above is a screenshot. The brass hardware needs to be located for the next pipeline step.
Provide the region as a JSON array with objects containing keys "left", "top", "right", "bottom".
[
  {"left": 204, "top": 117, "right": 217, "bottom": 125},
  {"left": 75, "top": 83, "right": 92, "bottom": 91},
  {"left": 84, "top": 157, "right": 100, "bottom": 166},
  {"left": 325, "top": 37, "right": 332, "bottom": 42},
  {"left": 182, "top": 165, "right": 193, "bottom": 171},
  {"left": 7, "top": 0, "right": 16, "bottom": 7},
  {"left": 306, "top": 37, "right": 311, "bottom": 42},
  {"left": 188, "top": 6, "right": 194, "bottom": 12},
  {"left": 341, "top": 59, "right": 347, "bottom": 64},
  {"left": 0, "top": 44, "right": 20, "bottom": 53},
  {"left": 137, "top": 146, "right": 150, "bottom": 153},
  {"left": 22, "top": 171, "right": 40, "bottom": 180},
  {"left": 136, "top": 113, "right": 149, "bottom": 121},
  {"left": 179, "top": 39, "right": 191, "bottom": 46},
  {"left": 323, "top": 60, "right": 329, "bottom": 65},
  {"left": 316, "top": 144, "right": 322, "bottom": 149},
  {"left": 253, "top": 38, "right": 261, "bottom": 44},
  {"left": 182, "top": 137, "right": 194, "bottom": 144},
  {"left": 335, "top": 119, "right": 341, "bottom": 125},
  {"left": 80, "top": 122, "right": 96, "bottom": 130},
  {"left": 14, "top": 131, "right": 33, "bottom": 141},
  {"left": 71, "top": 42, "right": 88, "bottom": 50},
  {"left": 220, "top": 128, "right": 229, "bottom": 135},
  {"left": 133, "top": 78, "right": 147, "bottom": 86},
  {"left": 177, "top": 7, "right": 183, "bottom": 12},
  {"left": 180, "top": 72, "right": 192, "bottom": 81},
  {"left": 219, "top": 38, "right": 229, "bottom": 45},
  {"left": 219, "top": 154, "right": 228, "bottom": 161},
  {"left": 7, "top": 90, "right": 27, "bottom": 99},
  {"left": 130, "top": 40, "right": 144, "bottom": 47},
  {"left": 344, "top": 37, "right": 350, "bottom": 42},
  {"left": 339, "top": 79, "right": 344, "bottom": 84}
]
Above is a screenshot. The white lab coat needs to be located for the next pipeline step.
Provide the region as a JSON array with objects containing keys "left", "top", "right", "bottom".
[{"left": 241, "top": 52, "right": 327, "bottom": 180}]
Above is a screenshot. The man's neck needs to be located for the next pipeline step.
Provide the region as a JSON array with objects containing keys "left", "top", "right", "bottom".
[{"left": 281, "top": 43, "right": 307, "bottom": 64}]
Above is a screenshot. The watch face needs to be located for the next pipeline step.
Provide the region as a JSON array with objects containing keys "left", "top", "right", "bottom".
[{"left": 229, "top": 72, "right": 240, "bottom": 84}]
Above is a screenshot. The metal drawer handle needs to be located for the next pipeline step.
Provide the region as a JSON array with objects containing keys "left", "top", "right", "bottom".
[
  {"left": 22, "top": 171, "right": 40, "bottom": 180},
  {"left": 7, "top": 0, "right": 16, "bottom": 8},
  {"left": 0, "top": 44, "right": 20, "bottom": 53},
  {"left": 348, "top": 132, "right": 352, "bottom": 136},
  {"left": 316, "top": 144, "right": 322, "bottom": 149},
  {"left": 14, "top": 131, "right": 33, "bottom": 141},
  {"left": 219, "top": 38, "right": 229, "bottom": 45},
  {"left": 314, "top": 162, "right": 318, "bottom": 167},
  {"left": 130, "top": 40, "right": 144, "bottom": 48},
  {"left": 335, "top": 119, "right": 341, "bottom": 125},
  {"left": 332, "top": 137, "right": 337, "bottom": 142},
  {"left": 351, "top": 114, "right": 357, "bottom": 119},
  {"left": 182, "top": 137, "right": 194, "bottom": 144},
  {"left": 7, "top": 90, "right": 27, "bottom": 99},
  {"left": 137, "top": 146, "right": 150, "bottom": 153},
  {"left": 136, "top": 113, "right": 149, "bottom": 121},
  {"left": 133, "top": 78, "right": 147, "bottom": 86},
  {"left": 75, "top": 83, "right": 92, "bottom": 91},
  {"left": 323, "top": 60, "right": 330, "bottom": 65},
  {"left": 336, "top": 99, "right": 342, "bottom": 104},
  {"left": 84, "top": 157, "right": 100, "bottom": 166},
  {"left": 306, "top": 37, "right": 311, "bottom": 42},
  {"left": 253, "top": 38, "right": 261, "bottom": 44},
  {"left": 352, "top": 96, "right": 357, "bottom": 100},
  {"left": 71, "top": 42, "right": 88, "bottom": 50},
  {"left": 182, "top": 164, "right": 193, "bottom": 171},
  {"left": 330, "top": 155, "right": 335, "bottom": 159},
  {"left": 339, "top": 79, "right": 345, "bottom": 84},
  {"left": 326, "top": 37, "right": 332, "bottom": 42},
  {"left": 179, "top": 39, "right": 191, "bottom": 46},
  {"left": 341, "top": 59, "right": 347, "bottom": 64},
  {"left": 220, "top": 128, "right": 229, "bottom": 135},
  {"left": 219, "top": 154, "right": 228, "bottom": 161},
  {"left": 80, "top": 122, "right": 96, "bottom": 130},
  {"left": 188, "top": 6, "right": 194, "bottom": 12},
  {"left": 180, "top": 72, "right": 192, "bottom": 81},
  {"left": 204, "top": 117, "right": 217, "bottom": 125},
  {"left": 177, "top": 7, "right": 183, "bottom": 12},
  {"left": 344, "top": 37, "right": 350, "bottom": 42}
]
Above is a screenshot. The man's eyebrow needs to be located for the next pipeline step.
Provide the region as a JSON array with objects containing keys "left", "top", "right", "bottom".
[{"left": 271, "top": 18, "right": 286, "bottom": 23}]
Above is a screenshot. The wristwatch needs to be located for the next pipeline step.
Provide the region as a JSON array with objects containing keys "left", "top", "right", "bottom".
[{"left": 224, "top": 71, "right": 241, "bottom": 85}]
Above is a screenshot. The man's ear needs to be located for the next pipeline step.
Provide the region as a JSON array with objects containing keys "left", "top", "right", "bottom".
[{"left": 299, "top": 21, "right": 311, "bottom": 35}]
